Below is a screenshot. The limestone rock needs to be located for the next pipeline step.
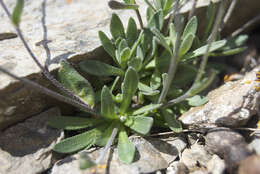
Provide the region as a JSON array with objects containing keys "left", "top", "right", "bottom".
[
  {"left": 51, "top": 136, "right": 187, "bottom": 174},
  {"left": 179, "top": 66, "right": 260, "bottom": 128},
  {"left": 0, "top": 107, "right": 64, "bottom": 174},
  {"left": 205, "top": 128, "right": 252, "bottom": 173}
]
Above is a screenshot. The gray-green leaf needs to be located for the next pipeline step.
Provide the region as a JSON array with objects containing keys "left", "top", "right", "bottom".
[
  {"left": 53, "top": 128, "right": 101, "bottom": 153},
  {"left": 179, "top": 33, "right": 195, "bottom": 58},
  {"left": 182, "top": 16, "right": 198, "bottom": 40},
  {"left": 48, "top": 116, "right": 104, "bottom": 130},
  {"left": 98, "top": 31, "right": 116, "bottom": 62},
  {"left": 126, "top": 17, "right": 138, "bottom": 47},
  {"left": 58, "top": 61, "right": 95, "bottom": 108},
  {"left": 79, "top": 60, "right": 124, "bottom": 76},
  {"left": 120, "top": 67, "right": 139, "bottom": 113},
  {"left": 118, "top": 127, "right": 135, "bottom": 164},
  {"left": 133, "top": 103, "right": 161, "bottom": 115},
  {"left": 101, "top": 86, "right": 117, "bottom": 119},
  {"left": 127, "top": 116, "right": 153, "bottom": 135},
  {"left": 162, "top": 109, "right": 182, "bottom": 133},
  {"left": 110, "top": 13, "right": 125, "bottom": 39},
  {"left": 182, "top": 40, "right": 227, "bottom": 61}
]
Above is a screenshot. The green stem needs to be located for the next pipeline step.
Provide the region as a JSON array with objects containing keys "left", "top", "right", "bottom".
[
  {"left": 157, "top": 0, "right": 182, "bottom": 104},
  {"left": 134, "top": 0, "right": 143, "bottom": 29}
]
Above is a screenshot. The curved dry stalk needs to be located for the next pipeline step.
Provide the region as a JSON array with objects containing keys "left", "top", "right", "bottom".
[{"left": 0, "top": 0, "right": 96, "bottom": 113}]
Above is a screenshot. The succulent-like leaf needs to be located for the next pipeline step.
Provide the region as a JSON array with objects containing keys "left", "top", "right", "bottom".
[
  {"left": 179, "top": 34, "right": 195, "bottom": 58},
  {"left": 162, "top": 109, "right": 182, "bottom": 133},
  {"left": 48, "top": 116, "right": 104, "bottom": 130},
  {"left": 108, "top": 0, "right": 139, "bottom": 10},
  {"left": 110, "top": 13, "right": 125, "bottom": 39},
  {"left": 210, "top": 47, "right": 247, "bottom": 56},
  {"left": 127, "top": 116, "right": 153, "bottom": 135},
  {"left": 151, "top": 27, "right": 172, "bottom": 54},
  {"left": 172, "top": 64, "right": 197, "bottom": 87},
  {"left": 150, "top": 70, "right": 161, "bottom": 90},
  {"left": 186, "top": 95, "right": 208, "bottom": 106},
  {"left": 142, "top": 28, "right": 153, "bottom": 54},
  {"left": 126, "top": 17, "right": 138, "bottom": 47},
  {"left": 147, "top": 10, "right": 164, "bottom": 30},
  {"left": 79, "top": 60, "right": 124, "bottom": 76},
  {"left": 146, "top": 6, "right": 156, "bottom": 22},
  {"left": 138, "top": 82, "right": 160, "bottom": 96},
  {"left": 11, "top": 0, "right": 24, "bottom": 26},
  {"left": 182, "top": 40, "right": 227, "bottom": 61},
  {"left": 98, "top": 31, "right": 116, "bottom": 62},
  {"left": 53, "top": 128, "right": 102, "bottom": 153},
  {"left": 118, "top": 39, "right": 128, "bottom": 53},
  {"left": 220, "top": 35, "right": 248, "bottom": 51},
  {"left": 133, "top": 103, "right": 161, "bottom": 115},
  {"left": 163, "top": 0, "right": 174, "bottom": 15},
  {"left": 101, "top": 86, "right": 117, "bottom": 119},
  {"left": 58, "top": 61, "right": 95, "bottom": 108},
  {"left": 127, "top": 56, "right": 142, "bottom": 72},
  {"left": 136, "top": 46, "right": 144, "bottom": 62},
  {"left": 182, "top": 16, "right": 198, "bottom": 40},
  {"left": 117, "top": 127, "right": 135, "bottom": 164},
  {"left": 120, "top": 47, "right": 131, "bottom": 69},
  {"left": 120, "top": 67, "right": 139, "bottom": 113}
]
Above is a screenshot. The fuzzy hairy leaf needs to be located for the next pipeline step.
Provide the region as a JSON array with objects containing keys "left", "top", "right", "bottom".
[
  {"left": 151, "top": 27, "right": 172, "bottom": 54},
  {"left": 133, "top": 103, "right": 161, "bottom": 115},
  {"left": 150, "top": 70, "right": 161, "bottom": 90},
  {"left": 126, "top": 17, "right": 138, "bottom": 47},
  {"left": 203, "top": 1, "right": 216, "bottom": 42},
  {"left": 53, "top": 128, "right": 102, "bottom": 153},
  {"left": 182, "top": 40, "right": 227, "bottom": 61},
  {"left": 211, "top": 47, "right": 247, "bottom": 56},
  {"left": 48, "top": 116, "right": 104, "bottom": 130},
  {"left": 79, "top": 60, "right": 124, "bottom": 76},
  {"left": 179, "top": 33, "right": 195, "bottom": 58},
  {"left": 98, "top": 31, "right": 116, "bottom": 62},
  {"left": 162, "top": 109, "right": 182, "bottom": 133},
  {"left": 127, "top": 116, "right": 153, "bottom": 135},
  {"left": 120, "top": 67, "right": 139, "bottom": 113},
  {"left": 127, "top": 56, "right": 142, "bottom": 72},
  {"left": 182, "top": 16, "right": 198, "bottom": 40},
  {"left": 120, "top": 47, "right": 131, "bottom": 69},
  {"left": 147, "top": 10, "right": 164, "bottom": 30},
  {"left": 138, "top": 82, "right": 160, "bottom": 96},
  {"left": 118, "top": 127, "right": 135, "bottom": 164},
  {"left": 110, "top": 13, "right": 125, "bottom": 39},
  {"left": 101, "top": 86, "right": 117, "bottom": 119},
  {"left": 58, "top": 61, "right": 95, "bottom": 108},
  {"left": 108, "top": 1, "right": 139, "bottom": 10}
]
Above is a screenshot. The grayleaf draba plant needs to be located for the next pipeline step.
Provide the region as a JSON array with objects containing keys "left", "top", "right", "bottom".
[{"left": 0, "top": 0, "right": 248, "bottom": 168}]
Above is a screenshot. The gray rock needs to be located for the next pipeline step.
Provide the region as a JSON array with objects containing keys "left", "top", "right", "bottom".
[
  {"left": 0, "top": 107, "right": 64, "bottom": 174},
  {"left": 179, "top": 66, "right": 260, "bottom": 128},
  {"left": 205, "top": 128, "right": 252, "bottom": 173},
  {"left": 248, "top": 136, "right": 260, "bottom": 155},
  {"left": 167, "top": 162, "right": 189, "bottom": 174},
  {"left": 181, "top": 143, "right": 212, "bottom": 172},
  {"left": 206, "top": 155, "right": 225, "bottom": 174},
  {"left": 51, "top": 136, "right": 187, "bottom": 174}
]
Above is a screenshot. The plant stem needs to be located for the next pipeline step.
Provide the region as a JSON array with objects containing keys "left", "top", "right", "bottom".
[
  {"left": 95, "top": 127, "right": 118, "bottom": 164},
  {"left": 221, "top": 0, "right": 237, "bottom": 31},
  {"left": 162, "top": 0, "right": 227, "bottom": 108},
  {"left": 0, "top": 66, "right": 100, "bottom": 116},
  {"left": 0, "top": 0, "right": 95, "bottom": 112},
  {"left": 193, "top": 0, "right": 227, "bottom": 84},
  {"left": 157, "top": 0, "right": 182, "bottom": 104},
  {"left": 188, "top": 0, "right": 197, "bottom": 20},
  {"left": 110, "top": 76, "right": 120, "bottom": 93},
  {"left": 134, "top": 0, "right": 143, "bottom": 29}
]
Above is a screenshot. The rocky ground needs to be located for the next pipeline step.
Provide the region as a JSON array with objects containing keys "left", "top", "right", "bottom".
[{"left": 0, "top": 0, "right": 260, "bottom": 174}]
